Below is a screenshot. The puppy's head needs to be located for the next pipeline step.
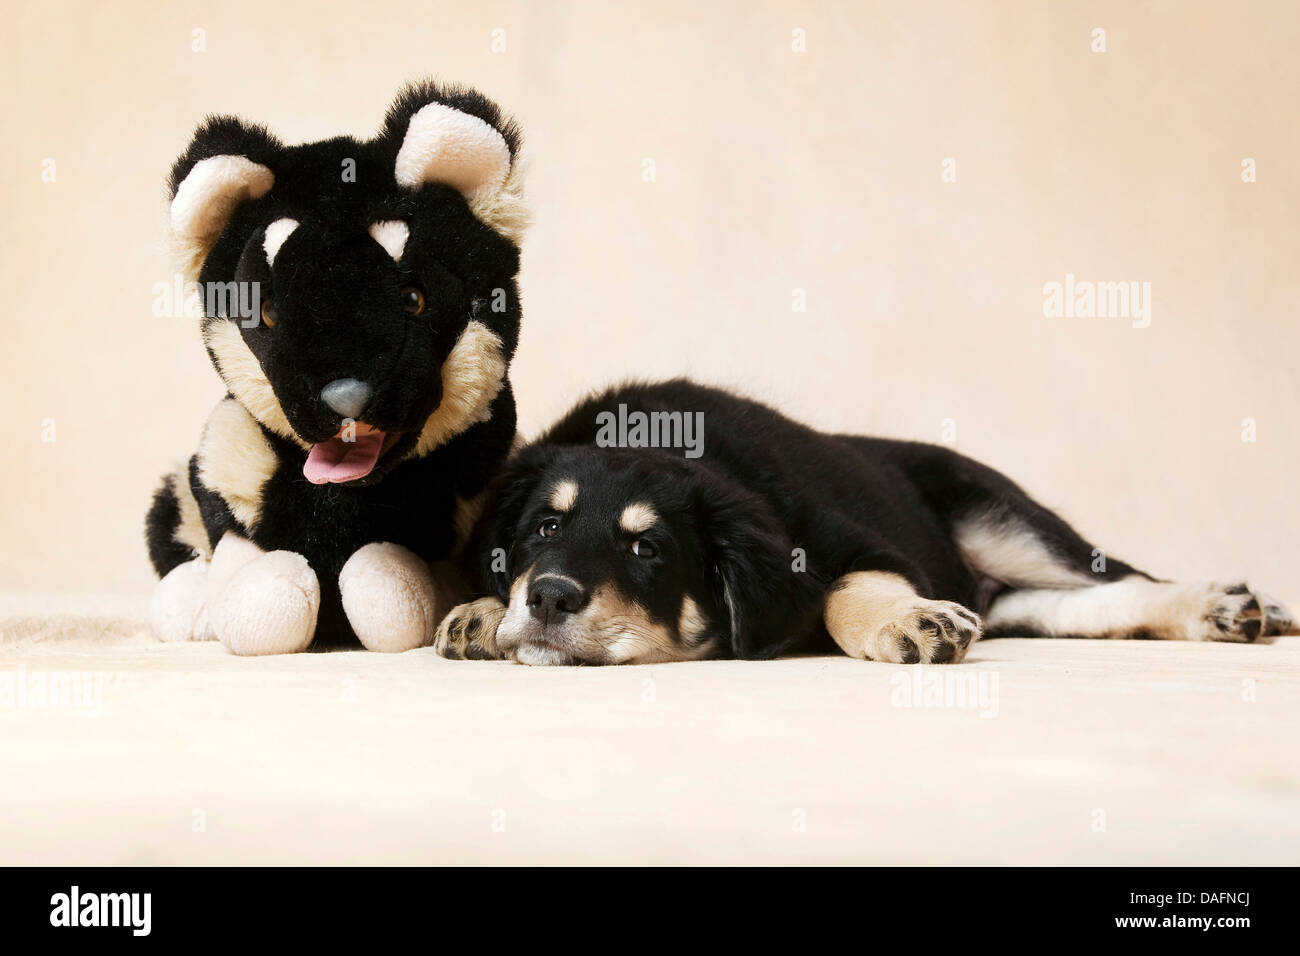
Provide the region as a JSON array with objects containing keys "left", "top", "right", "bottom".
[
  {"left": 169, "top": 81, "right": 525, "bottom": 484},
  {"left": 474, "top": 447, "right": 809, "bottom": 665}
]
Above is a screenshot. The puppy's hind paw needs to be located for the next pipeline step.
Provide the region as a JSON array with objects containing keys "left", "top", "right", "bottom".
[
  {"left": 1255, "top": 591, "right": 1300, "bottom": 637},
  {"left": 435, "top": 597, "right": 508, "bottom": 660},
  {"left": 1202, "top": 583, "right": 1265, "bottom": 643}
]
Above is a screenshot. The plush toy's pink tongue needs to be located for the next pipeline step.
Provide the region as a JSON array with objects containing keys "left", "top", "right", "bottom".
[{"left": 304, "top": 424, "right": 387, "bottom": 484}]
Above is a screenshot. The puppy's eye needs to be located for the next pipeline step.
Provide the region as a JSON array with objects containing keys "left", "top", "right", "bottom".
[
  {"left": 538, "top": 518, "right": 560, "bottom": 538},
  {"left": 630, "top": 539, "right": 657, "bottom": 559},
  {"left": 260, "top": 298, "right": 278, "bottom": 328},
  {"left": 400, "top": 285, "right": 426, "bottom": 315}
]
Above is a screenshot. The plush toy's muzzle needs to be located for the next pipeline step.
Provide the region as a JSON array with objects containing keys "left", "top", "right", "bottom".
[{"left": 234, "top": 222, "right": 457, "bottom": 484}]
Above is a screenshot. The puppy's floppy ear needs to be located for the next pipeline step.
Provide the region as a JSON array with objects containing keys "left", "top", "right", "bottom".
[
  {"left": 466, "top": 446, "right": 558, "bottom": 602},
  {"left": 169, "top": 116, "right": 282, "bottom": 276},
  {"left": 695, "top": 476, "right": 816, "bottom": 660},
  {"left": 381, "top": 81, "right": 527, "bottom": 243}
]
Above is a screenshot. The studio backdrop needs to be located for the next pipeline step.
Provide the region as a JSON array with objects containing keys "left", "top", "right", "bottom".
[{"left": 3, "top": 0, "right": 1296, "bottom": 594}]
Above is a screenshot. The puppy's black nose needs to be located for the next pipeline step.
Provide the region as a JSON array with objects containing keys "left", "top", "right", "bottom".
[
  {"left": 320, "top": 378, "right": 373, "bottom": 420},
  {"left": 528, "top": 577, "right": 587, "bottom": 627}
]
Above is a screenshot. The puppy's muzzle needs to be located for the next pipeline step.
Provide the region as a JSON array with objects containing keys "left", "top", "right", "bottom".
[{"left": 527, "top": 575, "right": 588, "bottom": 630}]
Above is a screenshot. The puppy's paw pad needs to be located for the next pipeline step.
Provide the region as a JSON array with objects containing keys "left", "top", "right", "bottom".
[
  {"left": 435, "top": 598, "right": 507, "bottom": 660},
  {"left": 1255, "top": 591, "right": 1299, "bottom": 637},
  {"left": 875, "top": 600, "right": 982, "bottom": 664},
  {"left": 1203, "top": 582, "right": 1264, "bottom": 643}
]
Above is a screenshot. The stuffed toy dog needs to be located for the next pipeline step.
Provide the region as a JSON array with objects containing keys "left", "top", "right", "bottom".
[{"left": 145, "top": 81, "right": 526, "bottom": 655}]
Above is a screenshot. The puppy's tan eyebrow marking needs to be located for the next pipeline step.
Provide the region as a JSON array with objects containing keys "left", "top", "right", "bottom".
[
  {"left": 620, "top": 502, "right": 658, "bottom": 534},
  {"left": 549, "top": 479, "right": 578, "bottom": 512}
]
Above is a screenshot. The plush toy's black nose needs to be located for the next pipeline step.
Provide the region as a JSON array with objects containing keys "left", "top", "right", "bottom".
[
  {"left": 528, "top": 577, "right": 588, "bottom": 627},
  {"left": 320, "top": 378, "right": 373, "bottom": 420}
]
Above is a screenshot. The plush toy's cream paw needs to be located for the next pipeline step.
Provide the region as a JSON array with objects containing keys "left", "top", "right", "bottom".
[
  {"left": 205, "top": 533, "right": 266, "bottom": 599},
  {"left": 209, "top": 550, "right": 320, "bottom": 656},
  {"left": 150, "top": 557, "right": 214, "bottom": 642},
  {"left": 339, "top": 542, "right": 444, "bottom": 652}
]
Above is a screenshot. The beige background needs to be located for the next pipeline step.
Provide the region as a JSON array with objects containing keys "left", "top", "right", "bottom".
[{"left": 2, "top": 0, "right": 1297, "bottom": 595}]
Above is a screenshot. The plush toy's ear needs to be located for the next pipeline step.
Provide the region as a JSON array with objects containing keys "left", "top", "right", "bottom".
[
  {"left": 393, "top": 101, "right": 511, "bottom": 196},
  {"left": 168, "top": 116, "right": 282, "bottom": 275},
  {"left": 382, "top": 82, "right": 527, "bottom": 242},
  {"left": 695, "top": 476, "right": 816, "bottom": 660}
]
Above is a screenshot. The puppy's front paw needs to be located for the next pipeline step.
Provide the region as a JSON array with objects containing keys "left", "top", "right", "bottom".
[
  {"left": 435, "top": 597, "right": 508, "bottom": 660},
  {"left": 869, "top": 600, "right": 982, "bottom": 664}
]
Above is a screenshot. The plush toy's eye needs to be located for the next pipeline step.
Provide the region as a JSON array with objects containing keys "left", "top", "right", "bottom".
[
  {"left": 538, "top": 518, "right": 560, "bottom": 538},
  {"left": 260, "top": 298, "right": 277, "bottom": 328},
  {"left": 630, "top": 539, "right": 658, "bottom": 559},
  {"left": 400, "top": 285, "right": 426, "bottom": 315}
]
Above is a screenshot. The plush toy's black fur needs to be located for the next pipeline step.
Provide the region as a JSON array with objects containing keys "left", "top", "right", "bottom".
[{"left": 146, "top": 82, "right": 524, "bottom": 647}]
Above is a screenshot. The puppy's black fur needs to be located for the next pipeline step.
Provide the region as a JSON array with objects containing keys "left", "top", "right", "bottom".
[{"left": 438, "top": 380, "right": 1289, "bottom": 665}]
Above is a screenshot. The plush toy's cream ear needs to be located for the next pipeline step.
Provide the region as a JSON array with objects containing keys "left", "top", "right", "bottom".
[
  {"left": 393, "top": 102, "right": 511, "bottom": 198},
  {"left": 170, "top": 155, "right": 275, "bottom": 255}
]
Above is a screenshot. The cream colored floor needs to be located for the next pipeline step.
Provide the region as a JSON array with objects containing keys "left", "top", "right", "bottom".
[{"left": 1, "top": 594, "right": 1296, "bottom": 865}]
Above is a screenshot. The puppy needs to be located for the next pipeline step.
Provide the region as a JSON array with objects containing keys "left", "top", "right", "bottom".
[{"left": 436, "top": 380, "right": 1297, "bottom": 665}]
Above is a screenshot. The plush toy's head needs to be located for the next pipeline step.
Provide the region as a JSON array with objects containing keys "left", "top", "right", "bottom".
[{"left": 169, "top": 82, "right": 526, "bottom": 485}]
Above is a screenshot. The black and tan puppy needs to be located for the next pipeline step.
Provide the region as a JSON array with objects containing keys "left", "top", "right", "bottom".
[{"left": 436, "top": 380, "right": 1297, "bottom": 665}]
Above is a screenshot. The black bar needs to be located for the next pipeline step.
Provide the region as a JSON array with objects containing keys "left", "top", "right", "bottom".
[{"left": 0, "top": 867, "right": 1284, "bottom": 943}]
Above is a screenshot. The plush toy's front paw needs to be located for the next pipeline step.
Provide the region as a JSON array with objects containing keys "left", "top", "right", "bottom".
[
  {"left": 150, "top": 557, "right": 214, "bottom": 642},
  {"left": 209, "top": 550, "right": 319, "bottom": 656},
  {"left": 339, "top": 542, "right": 445, "bottom": 652}
]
